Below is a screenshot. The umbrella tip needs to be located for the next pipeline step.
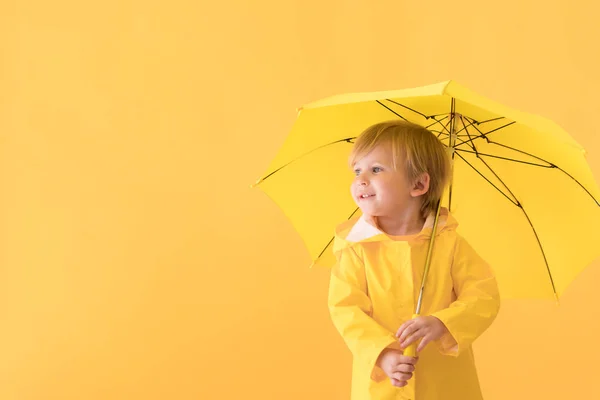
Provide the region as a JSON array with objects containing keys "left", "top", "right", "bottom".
[
  {"left": 250, "top": 177, "right": 263, "bottom": 189},
  {"left": 296, "top": 106, "right": 303, "bottom": 114}
]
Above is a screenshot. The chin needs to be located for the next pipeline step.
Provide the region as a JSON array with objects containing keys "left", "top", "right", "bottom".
[{"left": 360, "top": 208, "right": 379, "bottom": 217}]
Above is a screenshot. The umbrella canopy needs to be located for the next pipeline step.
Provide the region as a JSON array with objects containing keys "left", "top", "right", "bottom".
[{"left": 254, "top": 80, "right": 600, "bottom": 299}]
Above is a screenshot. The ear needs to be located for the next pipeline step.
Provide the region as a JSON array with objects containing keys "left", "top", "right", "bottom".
[{"left": 410, "top": 173, "right": 430, "bottom": 197}]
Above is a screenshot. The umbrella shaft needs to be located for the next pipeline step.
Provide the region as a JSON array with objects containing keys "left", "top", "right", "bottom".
[
  {"left": 414, "top": 199, "right": 443, "bottom": 315},
  {"left": 414, "top": 106, "right": 457, "bottom": 313}
]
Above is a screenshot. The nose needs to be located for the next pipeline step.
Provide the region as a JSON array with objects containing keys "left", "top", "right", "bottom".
[{"left": 355, "top": 173, "right": 368, "bottom": 186}]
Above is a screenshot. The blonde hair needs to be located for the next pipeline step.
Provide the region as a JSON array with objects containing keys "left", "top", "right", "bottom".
[{"left": 349, "top": 120, "right": 451, "bottom": 217}]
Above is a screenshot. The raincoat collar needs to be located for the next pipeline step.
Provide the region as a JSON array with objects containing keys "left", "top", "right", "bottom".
[{"left": 333, "top": 207, "right": 458, "bottom": 253}]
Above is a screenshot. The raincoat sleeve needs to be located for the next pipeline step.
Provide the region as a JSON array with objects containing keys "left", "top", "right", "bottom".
[
  {"left": 328, "top": 244, "right": 399, "bottom": 382},
  {"left": 430, "top": 235, "right": 500, "bottom": 356}
]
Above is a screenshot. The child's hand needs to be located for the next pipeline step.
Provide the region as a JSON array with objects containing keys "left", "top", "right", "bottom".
[
  {"left": 396, "top": 316, "right": 449, "bottom": 353},
  {"left": 375, "top": 348, "right": 418, "bottom": 387}
]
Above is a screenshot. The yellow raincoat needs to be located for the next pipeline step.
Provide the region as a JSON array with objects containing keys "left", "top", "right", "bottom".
[{"left": 328, "top": 208, "right": 500, "bottom": 400}]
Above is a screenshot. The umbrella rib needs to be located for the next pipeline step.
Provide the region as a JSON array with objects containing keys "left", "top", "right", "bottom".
[
  {"left": 376, "top": 100, "right": 409, "bottom": 121},
  {"left": 489, "top": 141, "right": 600, "bottom": 207},
  {"left": 430, "top": 115, "right": 453, "bottom": 135},
  {"left": 519, "top": 206, "right": 559, "bottom": 300},
  {"left": 256, "top": 138, "right": 355, "bottom": 184},
  {"left": 385, "top": 99, "right": 429, "bottom": 119},
  {"left": 429, "top": 112, "right": 453, "bottom": 118},
  {"left": 460, "top": 120, "right": 598, "bottom": 207},
  {"left": 453, "top": 134, "right": 487, "bottom": 147},
  {"left": 459, "top": 121, "right": 517, "bottom": 145},
  {"left": 474, "top": 156, "right": 559, "bottom": 299},
  {"left": 459, "top": 115, "right": 479, "bottom": 153},
  {"left": 462, "top": 115, "right": 506, "bottom": 126},
  {"left": 314, "top": 207, "right": 360, "bottom": 262},
  {"left": 426, "top": 115, "right": 450, "bottom": 131},
  {"left": 454, "top": 152, "right": 519, "bottom": 206},
  {"left": 434, "top": 119, "right": 456, "bottom": 139},
  {"left": 453, "top": 117, "right": 490, "bottom": 148},
  {"left": 455, "top": 118, "right": 479, "bottom": 140},
  {"left": 440, "top": 134, "right": 479, "bottom": 148},
  {"left": 454, "top": 149, "right": 554, "bottom": 168},
  {"left": 477, "top": 116, "right": 505, "bottom": 125}
]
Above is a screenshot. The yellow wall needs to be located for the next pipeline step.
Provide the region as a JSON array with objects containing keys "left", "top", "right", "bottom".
[{"left": 1, "top": 1, "right": 599, "bottom": 399}]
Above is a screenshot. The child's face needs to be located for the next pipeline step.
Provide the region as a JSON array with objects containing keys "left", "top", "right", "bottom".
[{"left": 351, "top": 144, "right": 415, "bottom": 218}]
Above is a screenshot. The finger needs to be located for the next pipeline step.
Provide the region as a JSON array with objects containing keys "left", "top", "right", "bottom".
[
  {"left": 400, "top": 329, "right": 424, "bottom": 349},
  {"left": 417, "top": 335, "right": 433, "bottom": 353},
  {"left": 398, "top": 322, "right": 421, "bottom": 342},
  {"left": 396, "top": 355, "right": 419, "bottom": 365},
  {"left": 393, "top": 363, "right": 415, "bottom": 374},
  {"left": 390, "top": 378, "right": 407, "bottom": 388},
  {"left": 391, "top": 371, "right": 413, "bottom": 382},
  {"left": 395, "top": 319, "right": 416, "bottom": 338}
]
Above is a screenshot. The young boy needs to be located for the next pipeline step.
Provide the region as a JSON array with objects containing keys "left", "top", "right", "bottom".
[{"left": 328, "top": 121, "right": 500, "bottom": 400}]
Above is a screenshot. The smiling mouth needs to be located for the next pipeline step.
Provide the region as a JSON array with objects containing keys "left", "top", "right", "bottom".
[{"left": 358, "top": 194, "right": 374, "bottom": 200}]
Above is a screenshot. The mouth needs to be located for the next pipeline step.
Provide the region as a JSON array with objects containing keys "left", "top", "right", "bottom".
[{"left": 357, "top": 193, "right": 375, "bottom": 200}]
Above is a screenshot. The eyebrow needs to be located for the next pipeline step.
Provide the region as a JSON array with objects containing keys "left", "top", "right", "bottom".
[{"left": 353, "top": 161, "right": 386, "bottom": 170}]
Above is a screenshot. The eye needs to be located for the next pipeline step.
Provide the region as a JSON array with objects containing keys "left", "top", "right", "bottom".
[
  {"left": 353, "top": 169, "right": 361, "bottom": 176},
  {"left": 372, "top": 166, "right": 382, "bottom": 173}
]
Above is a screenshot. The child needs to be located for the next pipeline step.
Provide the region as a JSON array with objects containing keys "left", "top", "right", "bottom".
[{"left": 328, "top": 120, "right": 500, "bottom": 400}]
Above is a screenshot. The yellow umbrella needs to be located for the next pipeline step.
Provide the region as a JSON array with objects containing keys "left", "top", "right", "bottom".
[{"left": 253, "top": 80, "right": 600, "bottom": 303}]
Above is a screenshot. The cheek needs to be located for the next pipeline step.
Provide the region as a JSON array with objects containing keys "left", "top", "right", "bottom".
[{"left": 379, "top": 182, "right": 403, "bottom": 199}]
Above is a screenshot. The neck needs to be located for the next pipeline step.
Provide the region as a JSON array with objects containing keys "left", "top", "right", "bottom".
[{"left": 373, "top": 204, "right": 425, "bottom": 236}]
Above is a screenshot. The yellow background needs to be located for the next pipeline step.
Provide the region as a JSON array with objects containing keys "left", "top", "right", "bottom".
[{"left": 1, "top": 1, "right": 599, "bottom": 399}]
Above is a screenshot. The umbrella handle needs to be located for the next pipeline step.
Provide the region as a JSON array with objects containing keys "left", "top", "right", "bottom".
[{"left": 402, "top": 314, "right": 420, "bottom": 357}]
